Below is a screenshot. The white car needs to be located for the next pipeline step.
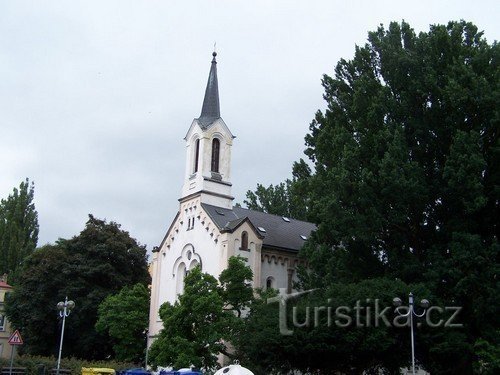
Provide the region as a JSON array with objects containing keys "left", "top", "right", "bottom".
[{"left": 213, "top": 365, "right": 254, "bottom": 375}]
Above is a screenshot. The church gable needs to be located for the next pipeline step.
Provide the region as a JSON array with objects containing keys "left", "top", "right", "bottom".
[
  {"left": 157, "top": 198, "right": 223, "bottom": 255},
  {"left": 151, "top": 198, "right": 227, "bottom": 322},
  {"left": 184, "top": 117, "right": 234, "bottom": 143}
]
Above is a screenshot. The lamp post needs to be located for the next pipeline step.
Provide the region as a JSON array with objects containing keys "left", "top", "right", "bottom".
[
  {"left": 393, "top": 292, "right": 429, "bottom": 375},
  {"left": 56, "top": 297, "right": 75, "bottom": 375},
  {"left": 144, "top": 328, "right": 149, "bottom": 369}
]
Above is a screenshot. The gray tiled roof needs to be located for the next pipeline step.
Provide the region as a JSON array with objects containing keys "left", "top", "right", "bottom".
[
  {"left": 202, "top": 203, "right": 316, "bottom": 252},
  {"left": 197, "top": 52, "right": 220, "bottom": 128}
]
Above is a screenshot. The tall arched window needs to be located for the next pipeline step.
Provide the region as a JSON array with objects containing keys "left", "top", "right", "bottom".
[
  {"left": 211, "top": 138, "right": 220, "bottom": 172},
  {"left": 176, "top": 263, "right": 186, "bottom": 295},
  {"left": 193, "top": 139, "right": 200, "bottom": 173},
  {"left": 241, "top": 231, "right": 248, "bottom": 250}
]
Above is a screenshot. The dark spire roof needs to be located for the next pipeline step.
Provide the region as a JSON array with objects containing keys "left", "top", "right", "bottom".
[{"left": 197, "top": 52, "right": 220, "bottom": 128}]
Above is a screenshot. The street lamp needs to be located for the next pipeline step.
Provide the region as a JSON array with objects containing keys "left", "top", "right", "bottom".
[
  {"left": 144, "top": 328, "right": 149, "bottom": 369},
  {"left": 393, "top": 292, "right": 429, "bottom": 375},
  {"left": 56, "top": 297, "right": 75, "bottom": 375}
]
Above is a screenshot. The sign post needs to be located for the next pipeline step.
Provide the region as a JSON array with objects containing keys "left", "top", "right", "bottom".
[{"left": 8, "top": 330, "right": 24, "bottom": 375}]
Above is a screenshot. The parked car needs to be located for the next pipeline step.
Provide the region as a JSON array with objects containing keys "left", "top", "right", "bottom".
[
  {"left": 159, "top": 369, "right": 202, "bottom": 375},
  {"left": 214, "top": 365, "right": 254, "bottom": 375},
  {"left": 82, "top": 368, "right": 115, "bottom": 375},
  {"left": 117, "top": 369, "right": 150, "bottom": 375}
]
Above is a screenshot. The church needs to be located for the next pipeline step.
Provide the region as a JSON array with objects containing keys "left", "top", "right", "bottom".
[{"left": 147, "top": 52, "right": 316, "bottom": 340}]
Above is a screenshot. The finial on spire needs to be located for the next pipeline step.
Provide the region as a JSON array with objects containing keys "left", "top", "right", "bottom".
[{"left": 212, "top": 42, "right": 217, "bottom": 61}]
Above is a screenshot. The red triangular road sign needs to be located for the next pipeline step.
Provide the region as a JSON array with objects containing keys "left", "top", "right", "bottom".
[{"left": 8, "top": 330, "right": 23, "bottom": 345}]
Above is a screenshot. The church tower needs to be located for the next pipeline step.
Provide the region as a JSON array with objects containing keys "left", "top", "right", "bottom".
[
  {"left": 181, "top": 52, "right": 235, "bottom": 209},
  {"left": 148, "top": 52, "right": 316, "bottom": 348}
]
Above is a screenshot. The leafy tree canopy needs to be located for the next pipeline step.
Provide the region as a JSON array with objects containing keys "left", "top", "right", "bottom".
[
  {"left": 237, "top": 279, "right": 432, "bottom": 375},
  {"left": 0, "top": 178, "right": 39, "bottom": 281},
  {"left": 96, "top": 283, "right": 150, "bottom": 363},
  {"left": 6, "top": 215, "right": 150, "bottom": 360},
  {"left": 244, "top": 159, "right": 311, "bottom": 221},
  {"left": 219, "top": 256, "right": 254, "bottom": 317},
  {"left": 243, "top": 20, "right": 499, "bottom": 373},
  {"left": 298, "top": 21, "right": 499, "bottom": 372}
]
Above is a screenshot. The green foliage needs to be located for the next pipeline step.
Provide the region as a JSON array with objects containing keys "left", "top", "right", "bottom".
[
  {"left": 5, "top": 215, "right": 150, "bottom": 360},
  {"left": 148, "top": 267, "right": 226, "bottom": 372},
  {"left": 296, "top": 20, "right": 499, "bottom": 372},
  {"left": 0, "top": 355, "right": 138, "bottom": 375},
  {"left": 301, "top": 19, "right": 498, "bottom": 282},
  {"left": 244, "top": 159, "right": 311, "bottom": 221},
  {"left": 244, "top": 182, "right": 289, "bottom": 215},
  {"left": 5, "top": 244, "right": 71, "bottom": 357},
  {"left": 473, "top": 336, "right": 500, "bottom": 374},
  {"left": 231, "top": 288, "right": 286, "bottom": 374},
  {"left": 237, "top": 280, "right": 427, "bottom": 374},
  {"left": 219, "top": 256, "right": 254, "bottom": 317},
  {"left": 96, "top": 283, "right": 150, "bottom": 363},
  {"left": 241, "top": 20, "right": 499, "bottom": 373},
  {"left": 149, "top": 257, "right": 253, "bottom": 373},
  {"left": 0, "top": 178, "right": 39, "bottom": 281}
]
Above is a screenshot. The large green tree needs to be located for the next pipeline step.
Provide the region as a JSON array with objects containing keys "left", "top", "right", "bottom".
[
  {"left": 148, "top": 257, "right": 253, "bottom": 373},
  {"left": 96, "top": 283, "right": 150, "bottom": 363},
  {"left": 0, "top": 178, "right": 39, "bottom": 281},
  {"left": 6, "top": 215, "right": 150, "bottom": 360},
  {"left": 299, "top": 20, "right": 498, "bottom": 373},
  {"left": 243, "top": 20, "right": 499, "bottom": 374}
]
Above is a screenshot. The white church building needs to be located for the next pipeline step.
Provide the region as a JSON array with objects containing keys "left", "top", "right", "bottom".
[{"left": 148, "top": 52, "right": 316, "bottom": 340}]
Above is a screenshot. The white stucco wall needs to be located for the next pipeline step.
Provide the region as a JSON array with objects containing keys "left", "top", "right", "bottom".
[
  {"left": 260, "top": 255, "right": 289, "bottom": 290},
  {"left": 230, "top": 223, "right": 262, "bottom": 288},
  {"left": 149, "top": 198, "right": 228, "bottom": 336}
]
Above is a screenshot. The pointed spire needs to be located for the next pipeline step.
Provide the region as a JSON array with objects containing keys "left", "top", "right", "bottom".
[{"left": 198, "top": 52, "right": 220, "bottom": 128}]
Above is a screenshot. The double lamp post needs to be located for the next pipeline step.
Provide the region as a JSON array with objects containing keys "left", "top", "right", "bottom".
[
  {"left": 56, "top": 297, "right": 75, "bottom": 375},
  {"left": 393, "top": 292, "right": 429, "bottom": 375}
]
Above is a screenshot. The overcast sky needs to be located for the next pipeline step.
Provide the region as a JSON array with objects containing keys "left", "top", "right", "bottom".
[{"left": 1, "top": 0, "right": 498, "bottom": 252}]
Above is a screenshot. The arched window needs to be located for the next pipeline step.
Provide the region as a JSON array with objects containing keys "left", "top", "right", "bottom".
[
  {"left": 176, "top": 263, "right": 186, "bottom": 295},
  {"left": 241, "top": 231, "right": 248, "bottom": 250},
  {"left": 266, "top": 276, "right": 275, "bottom": 290},
  {"left": 173, "top": 245, "right": 202, "bottom": 298},
  {"left": 194, "top": 139, "right": 200, "bottom": 173},
  {"left": 211, "top": 138, "right": 220, "bottom": 172},
  {"left": 190, "top": 259, "right": 199, "bottom": 270}
]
